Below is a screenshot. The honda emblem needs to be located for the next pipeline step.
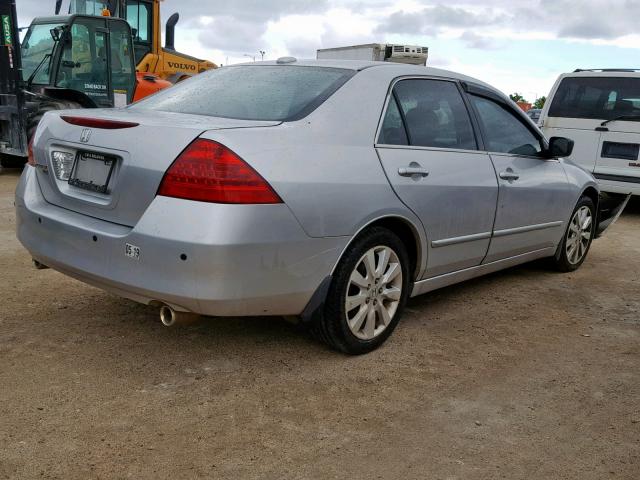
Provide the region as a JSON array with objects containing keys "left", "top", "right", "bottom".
[{"left": 80, "top": 129, "right": 92, "bottom": 143}]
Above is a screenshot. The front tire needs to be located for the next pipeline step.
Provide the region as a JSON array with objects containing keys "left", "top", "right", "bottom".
[
  {"left": 552, "top": 195, "right": 596, "bottom": 272},
  {"left": 312, "top": 227, "right": 411, "bottom": 354}
]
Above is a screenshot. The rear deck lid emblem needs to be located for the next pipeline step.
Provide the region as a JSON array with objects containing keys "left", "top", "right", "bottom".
[{"left": 80, "top": 129, "right": 92, "bottom": 143}]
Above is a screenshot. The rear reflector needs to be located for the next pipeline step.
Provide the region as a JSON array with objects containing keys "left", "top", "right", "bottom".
[
  {"left": 157, "top": 139, "right": 282, "bottom": 204},
  {"left": 27, "top": 137, "right": 35, "bottom": 166},
  {"left": 60, "top": 116, "right": 139, "bottom": 129}
]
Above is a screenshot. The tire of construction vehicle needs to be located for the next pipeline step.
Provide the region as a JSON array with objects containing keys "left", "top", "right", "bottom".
[
  {"left": 0, "top": 153, "right": 27, "bottom": 169},
  {"left": 27, "top": 99, "right": 83, "bottom": 142}
]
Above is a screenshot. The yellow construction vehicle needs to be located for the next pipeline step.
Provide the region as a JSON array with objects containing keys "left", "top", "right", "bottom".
[{"left": 66, "top": 0, "right": 217, "bottom": 82}]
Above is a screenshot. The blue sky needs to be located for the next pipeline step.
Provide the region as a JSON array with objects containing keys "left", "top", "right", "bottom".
[{"left": 16, "top": 0, "right": 640, "bottom": 101}]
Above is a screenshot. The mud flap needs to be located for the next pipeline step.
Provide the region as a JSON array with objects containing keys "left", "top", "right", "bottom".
[{"left": 596, "top": 192, "right": 631, "bottom": 238}]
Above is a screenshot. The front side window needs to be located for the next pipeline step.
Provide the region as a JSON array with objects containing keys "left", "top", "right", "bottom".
[
  {"left": 126, "top": 0, "right": 152, "bottom": 64},
  {"left": 381, "top": 79, "right": 477, "bottom": 150},
  {"left": 131, "top": 65, "right": 355, "bottom": 121},
  {"left": 548, "top": 76, "right": 640, "bottom": 121},
  {"left": 470, "top": 95, "right": 542, "bottom": 156},
  {"left": 109, "top": 21, "right": 135, "bottom": 104},
  {"left": 126, "top": 1, "right": 151, "bottom": 42}
]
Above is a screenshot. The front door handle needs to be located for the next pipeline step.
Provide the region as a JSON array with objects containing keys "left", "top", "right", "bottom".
[
  {"left": 499, "top": 169, "right": 520, "bottom": 181},
  {"left": 398, "top": 163, "right": 429, "bottom": 178}
]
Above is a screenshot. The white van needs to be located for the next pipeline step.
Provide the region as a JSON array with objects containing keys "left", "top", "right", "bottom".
[{"left": 540, "top": 69, "right": 640, "bottom": 195}]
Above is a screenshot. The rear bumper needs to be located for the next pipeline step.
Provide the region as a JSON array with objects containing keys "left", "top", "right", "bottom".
[{"left": 15, "top": 167, "right": 348, "bottom": 316}]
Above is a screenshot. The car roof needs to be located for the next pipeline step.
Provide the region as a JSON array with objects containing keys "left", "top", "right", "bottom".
[
  {"left": 233, "top": 59, "right": 497, "bottom": 92},
  {"left": 558, "top": 70, "right": 640, "bottom": 79}
]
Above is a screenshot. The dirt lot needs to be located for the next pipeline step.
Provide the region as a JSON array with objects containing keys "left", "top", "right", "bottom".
[{"left": 0, "top": 167, "right": 638, "bottom": 479}]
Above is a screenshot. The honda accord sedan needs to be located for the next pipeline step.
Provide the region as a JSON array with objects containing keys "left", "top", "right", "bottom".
[{"left": 16, "top": 59, "right": 626, "bottom": 354}]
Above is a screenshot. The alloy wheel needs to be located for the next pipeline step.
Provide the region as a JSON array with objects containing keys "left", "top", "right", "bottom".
[
  {"left": 566, "top": 206, "right": 593, "bottom": 265},
  {"left": 344, "top": 245, "right": 403, "bottom": 340}
]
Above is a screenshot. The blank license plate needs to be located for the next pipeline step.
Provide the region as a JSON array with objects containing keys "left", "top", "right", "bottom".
[{"left": 68, "top": 152, "right": 115, "bottom": 193}]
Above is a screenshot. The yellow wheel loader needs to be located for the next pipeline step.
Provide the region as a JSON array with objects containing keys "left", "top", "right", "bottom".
[{"left": 65, "top": 0, "right": 217, "bottom": 82}]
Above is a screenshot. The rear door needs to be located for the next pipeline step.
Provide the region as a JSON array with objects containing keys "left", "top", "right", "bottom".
[
  {"left": 375, "top": 78, "right": 498, "bottom": 278},
  {"left": 467, "top": 90, "right": 571, "bottom": 263},
  {"left": 596, "top": 131, "right": 640, "bottom": 183}
]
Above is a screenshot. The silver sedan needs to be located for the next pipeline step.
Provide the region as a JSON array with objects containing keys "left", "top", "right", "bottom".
[{"left": 16, "top": 60, "right": 627, "bottom": 354}]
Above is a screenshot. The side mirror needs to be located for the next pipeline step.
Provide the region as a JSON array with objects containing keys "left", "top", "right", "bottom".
[
  {"left": 547, "top": 136, "right": 574, "bottom": 158},
  {"left": 50, "top": 27, "right": 60, "bottom": 42}
]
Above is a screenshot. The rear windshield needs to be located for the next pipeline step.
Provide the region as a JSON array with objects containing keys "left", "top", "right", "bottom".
[
  {"left": 548, "top": 76, "right": 640, "bottom": 120},
  {"left": 130, "top": 65, "right": 355, "bottom": 121}
]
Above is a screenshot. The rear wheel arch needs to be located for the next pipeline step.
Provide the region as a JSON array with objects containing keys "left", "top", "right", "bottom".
[{"left": 332, "top": 215, "right": 424, "bottom": 281}]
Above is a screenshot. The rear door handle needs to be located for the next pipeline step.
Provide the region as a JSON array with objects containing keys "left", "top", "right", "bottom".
[
  {"left": 398, "top": 166, "right": 429, "bottom": 178},
  {"left": 499, "top": 169, "right": 519, "bottom": 181}
]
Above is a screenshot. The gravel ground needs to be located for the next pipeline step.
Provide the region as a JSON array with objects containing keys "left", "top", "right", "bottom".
[{"left": 0, "top": 168, "right": 638, "bottom": 479}]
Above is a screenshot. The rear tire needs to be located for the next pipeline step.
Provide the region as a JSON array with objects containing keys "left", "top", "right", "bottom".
[
  {"left": 551, "top": 195, "right": 596, "bottom": 272},
  {"left": 311, "top": 227, "right": 411, "bottom": 354}
]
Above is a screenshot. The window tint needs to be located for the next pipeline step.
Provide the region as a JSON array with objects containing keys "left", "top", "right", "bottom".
[
  {"left": 131, "top": 66, "right": 355, "bottom": 121},
  {"left": 471, "top": 95, "right": 542, "bottom": 156},
  {"left": 548, "top": 76, "right": 640, "bottom": 120},
  {"left": 391, "top": 79, "right": 476, "bottom": 150},
  {"left": 378, "top": 96, "right": 408, "bottom": 145}
]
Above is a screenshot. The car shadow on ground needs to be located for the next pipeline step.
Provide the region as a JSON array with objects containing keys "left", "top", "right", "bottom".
[
  {"left": 80, "top": 256, "right": 557, "bottom": 360},
  {"left": 622, "top": 195, "right": 640, "bottom": 216}
]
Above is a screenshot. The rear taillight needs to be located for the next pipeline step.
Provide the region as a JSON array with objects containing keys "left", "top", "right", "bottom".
[
  {"left": 60, "top": 116, "right": 139, "bottom": 129},
  {"left": 27, "top": 138, "right": 35, "bottom": 166},
  {"left": 157, "top": 139, "right": 282, "bottom": 204}
]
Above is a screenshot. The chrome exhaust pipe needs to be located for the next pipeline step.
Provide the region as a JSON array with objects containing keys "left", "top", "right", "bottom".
[{"left": 159, "top": 305, "right": 199, "bottom": 327}]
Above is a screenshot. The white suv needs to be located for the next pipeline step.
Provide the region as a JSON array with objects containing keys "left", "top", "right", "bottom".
[{"left": 540, "top": 69, "right": 640, "bottom": 195}]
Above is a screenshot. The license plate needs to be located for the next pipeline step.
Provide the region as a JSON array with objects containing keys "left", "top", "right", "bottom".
[
  {"left": 125, "top": 243, "right": 141, "bottom": 260},
  {"left": 68, "top": 151, "right": 115, "bottom": 193}
]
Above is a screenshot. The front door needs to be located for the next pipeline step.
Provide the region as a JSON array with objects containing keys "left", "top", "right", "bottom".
[
  {"left": 468, "top": 93, "right": 572, "bottom": 263},
  {"left": 375, "top": 78, "right": 498, "bottom": 278}
]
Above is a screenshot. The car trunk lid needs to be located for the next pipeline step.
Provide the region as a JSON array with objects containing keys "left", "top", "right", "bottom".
[{"left": 32, "top": 109, "right": 281, "bottom": 227}]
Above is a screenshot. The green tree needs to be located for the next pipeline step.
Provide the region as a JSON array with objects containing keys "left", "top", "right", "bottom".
[
  {"left": 533, "top": 96, "right": 546, "bottom": 109},
  {"left": 509, "top": 92, "right": 527, "bottom": 103}
]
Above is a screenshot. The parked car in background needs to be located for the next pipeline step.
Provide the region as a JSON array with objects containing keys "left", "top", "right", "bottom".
[
  {"left": 540, "top": 69, "right": 640, "bottom": 195},
  {"left": 16, "top": 60, "right": 625, "bottom": 354},
  {"left": 527, "top": 108, "right": 542, "bottom": 123}
]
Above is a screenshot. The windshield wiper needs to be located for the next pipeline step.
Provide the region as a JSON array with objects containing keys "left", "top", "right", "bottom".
[
  {"left": 26, "top": 53, "right": 51, "bottom": 89},
  {"left": 600, "top": 115, "right": 640, "bottom": 126}
]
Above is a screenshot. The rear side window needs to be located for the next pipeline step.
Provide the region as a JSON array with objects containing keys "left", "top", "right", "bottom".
[
  {"left": 379, "top": 79, "right": 476, "bottom": 150},
  {"left": 470, "top": 95, "right": 542, "bottom": 156},
  {"left": 131, "top": 65, "right": 355, "bottom": 121},
  {"left": 378, "top": 96, "right": 408, "bottom": 145},
  {"left": 548, "top": 76, "right": 640, "bottom": 120}
]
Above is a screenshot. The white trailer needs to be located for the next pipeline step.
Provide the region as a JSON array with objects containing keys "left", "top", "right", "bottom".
[{"left": 317, "top": 44, "right": 428, "bottom": 66}]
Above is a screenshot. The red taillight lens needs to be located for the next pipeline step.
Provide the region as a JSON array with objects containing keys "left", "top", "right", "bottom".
[
  {"left": 157, "top": 139, "right": 282, "bottom": 204},
  {"left": 27, "top": 137, "right": 35, "bottom": 166},
  {"left": 60, "top": 116, "right": 139, "bottom": 129}
]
